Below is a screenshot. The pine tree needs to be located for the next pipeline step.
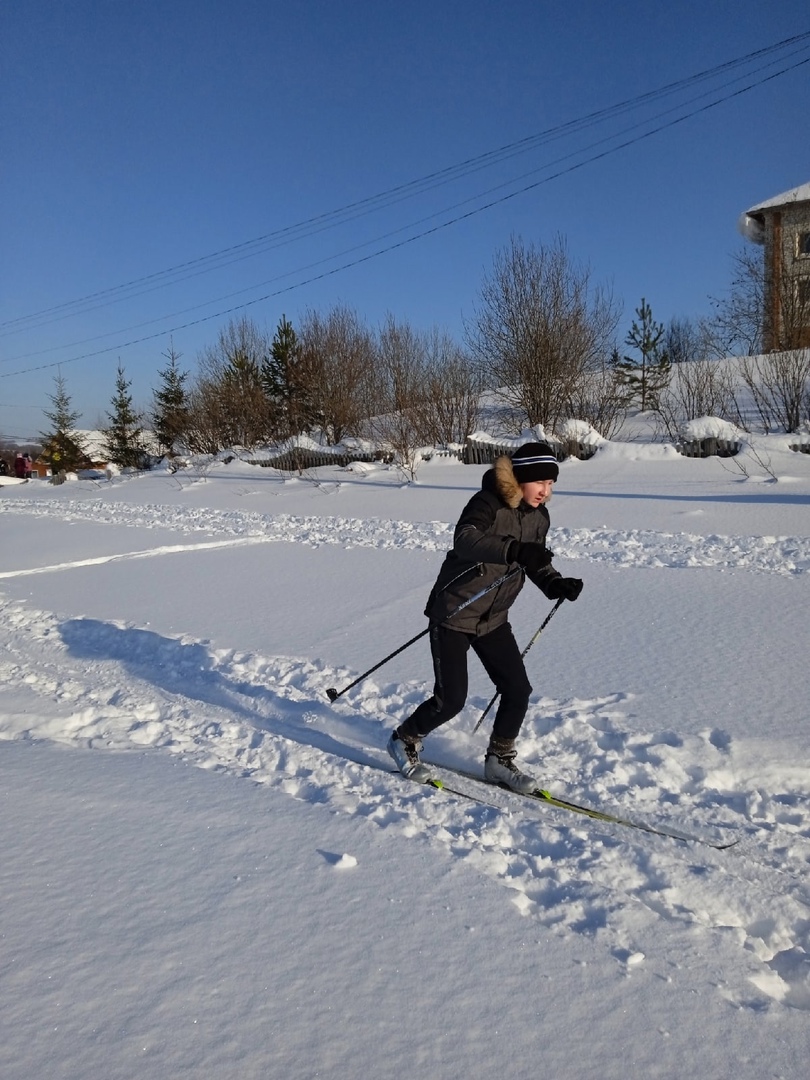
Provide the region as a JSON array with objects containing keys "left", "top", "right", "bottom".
[
  {"left": 261, "top": 315, "right": 316, "bottom": 438},
  {"left": 221, "top": 347, "right": 266, "bottom": 447},
  {"left": 261, "top": 315, "right": 296, "bottom": 404},
  {"left": 40, "top": 373, "right": 87, "bottom": 473},
  {"left": 152, "top": 343, "right": 189, "bottom": 455},
  {"left": 104, "top": 363, "right": 147, "bottom": 468},
  {"left": 616, "top": 298, "right": 671, "bottom": 412}
]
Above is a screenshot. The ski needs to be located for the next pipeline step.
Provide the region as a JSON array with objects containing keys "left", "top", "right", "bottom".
[
  {"left": 380, "top": 754, "right": 736, "bottom": 849},
  {"left": 420, "top": 763, "right": 738, "bottom": 850},
  {"left": 423, "top": 776, "right": 502, "bottom": 809},
  {"left": 387, "top": 768, "right": 525, "bottom": 811},
  {"left": 522, "top": 787, "right": 738, "bottom": 849}
]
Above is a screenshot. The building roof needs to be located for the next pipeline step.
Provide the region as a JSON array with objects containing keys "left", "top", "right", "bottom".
[{"left": 746, "top": 182, "right": 810, "bottom": 215}]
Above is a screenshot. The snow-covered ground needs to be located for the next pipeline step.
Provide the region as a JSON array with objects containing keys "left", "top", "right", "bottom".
[{"left": 1, "top": 439, "right": 809, "bottom": 1079}]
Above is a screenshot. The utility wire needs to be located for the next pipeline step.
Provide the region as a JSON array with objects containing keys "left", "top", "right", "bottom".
[
  {"left": 3, "top": 48, "right": 808, "bottom": 381},
  {"left": 2, "top": 29, "right": 809, "bottom": 337},
  {"left": 5, "top": 43, "right": 808, "bottom": 366}
]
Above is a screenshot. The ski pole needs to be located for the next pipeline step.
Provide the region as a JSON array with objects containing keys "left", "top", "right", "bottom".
[
  {"left": 326, "top": 566, "right": 521, "bottom": 703},
  {"left": 472, "top": 597, "right": 564, "bottom": 733}
]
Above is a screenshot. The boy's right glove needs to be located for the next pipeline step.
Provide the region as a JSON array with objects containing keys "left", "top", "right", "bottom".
[
  {"left": 512, "top": 541, "right": 554, "bottom": 576},
  {"left": 546, "top": 577, "right": 584, "bottom": 602}
]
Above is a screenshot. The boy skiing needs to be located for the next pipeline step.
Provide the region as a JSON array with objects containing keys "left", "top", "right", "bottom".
[{"left": 387, "top": 442, "right": 583, "bottom": 792}]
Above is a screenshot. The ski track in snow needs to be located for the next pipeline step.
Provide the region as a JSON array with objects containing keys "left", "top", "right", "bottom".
[
  {"left": 2, "top": 498, "right": 810, "bottom": 575},
  {"left": 1, "top": 584, "right": 809, "bottom": 1013},
  {"left": 2, "top": 495, "right": 810, "bottom": 1011}
]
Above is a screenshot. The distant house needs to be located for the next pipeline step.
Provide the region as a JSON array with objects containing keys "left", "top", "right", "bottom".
[{"left": 739, "top": 181, "right": 810, "bottom": 351}]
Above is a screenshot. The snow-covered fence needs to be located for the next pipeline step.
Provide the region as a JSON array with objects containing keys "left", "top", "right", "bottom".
[
  {"left": 416, "top": 447, "right": 461, "bottom": 461},
  {"left": 462, "top": 435, "right": 569, "bottom": 464},
  {"left": 556, "top": 438, "right": 599, "bottom": 461},
  {"left": 248, "top": 434, "right": 605, "bottom": 472},
  {"left": 247, "top": 447, "right": 393, "bottom": 471},
  {"left": 675, "top": 438, "right": 742, "bottom": 458}
]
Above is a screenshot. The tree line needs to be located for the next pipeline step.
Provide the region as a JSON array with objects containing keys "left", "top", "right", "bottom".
[{"left": 36, "top": 234, "right": 810, "bottom": 474}]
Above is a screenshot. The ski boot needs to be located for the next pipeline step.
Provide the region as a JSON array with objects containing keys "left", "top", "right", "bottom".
[
  {"left": 484, "top": 738, "right": 537, "bottom": 794},
  {"left": 387, "top": 729, "right": 434, "bottom": 784}
]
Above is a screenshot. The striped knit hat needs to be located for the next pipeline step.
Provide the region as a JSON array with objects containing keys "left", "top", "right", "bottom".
[{"left": 511, "top": 442, "right": 559, "bottom": 483}]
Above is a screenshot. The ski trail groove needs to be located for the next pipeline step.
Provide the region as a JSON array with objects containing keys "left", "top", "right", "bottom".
[
  {"left": 1, "top": 592, "right": 808, "bottom": 1010},
  {"left": 1, "top": 499, "right": 809, "bottom": 575}
]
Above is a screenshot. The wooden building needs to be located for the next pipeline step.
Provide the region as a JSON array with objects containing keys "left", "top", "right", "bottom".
[{"left": 739, "top": 182, "right": 810, "bottom": 351}]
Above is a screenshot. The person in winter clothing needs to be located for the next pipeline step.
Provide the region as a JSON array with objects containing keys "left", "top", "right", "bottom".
[
  {"left": 14, "top": 452, "right": 27, "bottom": 479},
  {"left": 387, "top": 442, "right": 583, "bottom": 792}
]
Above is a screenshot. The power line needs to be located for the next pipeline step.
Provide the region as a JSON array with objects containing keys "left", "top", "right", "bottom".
[
  {"left": 5, "top": 41, "right": 809, "bottom": 367},
  {"left": 2, "top": 29, "right": 809, "bottom": 338},
  {"left": 3, "top": 48, "right": 808, "bottom": 381}
]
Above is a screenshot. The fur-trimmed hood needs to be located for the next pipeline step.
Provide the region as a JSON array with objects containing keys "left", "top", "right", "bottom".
[
  {"left": 426, "top": 455, "right": 556, "bottom": 635},
  {"left": 491, "top": 455, "right": 523, "bottom": 509}
]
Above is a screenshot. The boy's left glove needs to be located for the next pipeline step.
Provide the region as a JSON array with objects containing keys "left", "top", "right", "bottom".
[
  {"left": 546, "top": 577, "right": 584, "bottom": 602},
  {"left": 511, "top": 541, "right": 554, "bottom": 576}
]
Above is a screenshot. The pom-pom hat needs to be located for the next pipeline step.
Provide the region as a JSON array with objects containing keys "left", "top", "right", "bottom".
[{"left": 510, "top": 442, "right": 559, "bottom": 483}]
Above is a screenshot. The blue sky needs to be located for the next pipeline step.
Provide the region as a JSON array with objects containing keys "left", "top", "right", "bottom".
[{"left": 2, "top": 0, "right": 809, "bottom": 439}]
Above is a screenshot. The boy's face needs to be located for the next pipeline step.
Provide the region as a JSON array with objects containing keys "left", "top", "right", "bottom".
[{"left": 520, "top": 479, "right": 554, "bottom": 507}]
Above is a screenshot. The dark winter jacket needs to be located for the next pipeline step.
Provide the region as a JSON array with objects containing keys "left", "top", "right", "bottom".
[{"left": 425, "top": 455, "right": 562, "bottom": 636}]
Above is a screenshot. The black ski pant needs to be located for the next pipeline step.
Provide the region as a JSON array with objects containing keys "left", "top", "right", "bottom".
[{"left": 398, "top": 621, "right": 532, "bottom": 744}]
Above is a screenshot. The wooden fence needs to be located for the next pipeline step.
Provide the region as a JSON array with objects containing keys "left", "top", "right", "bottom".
[
  {"left": 675, "top": 438, "right": 741, "bottom": 458},
  {"left": 250, "top": 437, "right": 604, "bottom": 472},
  {"left": 678, "top": 438, "right": 810, "bottom": 457},
  {"left": 246, "top": 433, "right": 810, "bottom": 471},
  {"left": 461, "top": 436, "right": 602, "bottom": 464},
  {"left": 246, "top": 447, "right": 393, "bottom": 471}
]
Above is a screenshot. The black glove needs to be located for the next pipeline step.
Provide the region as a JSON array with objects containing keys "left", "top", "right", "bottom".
[
  {"left": 512, "top": 541, "right": 553, "bottom": 576},
  {"left": 546, "top": 577, "right": 583, "bottom": 602}
]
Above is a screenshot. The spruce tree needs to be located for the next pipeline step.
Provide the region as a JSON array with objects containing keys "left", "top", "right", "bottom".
[
  {"left": 261, "top": 315, "right": 296, "bottom": 404},
  {"left": 261, "top": 315, "right": 316, "bottom": 438},
  {"left": 152, "top": 343, "right": 190, "bottom": 455},
  {"left": 104, "top": 363, "right": 146, "bottom": 468},
  {"left": 616, "top": 298, "right": 671, "bottom": 412},
  {"left": 40, "top": 373, "right": 87, "bottom": 473}
]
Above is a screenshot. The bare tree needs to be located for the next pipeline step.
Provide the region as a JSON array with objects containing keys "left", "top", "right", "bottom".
[
  {"left": 193, "top": 316, "right": 272, "bottom": 450},
  {"left": 368, "top": 316, "right": 434, "bottom": 478},
  {"left": 297, "top": 305, "right": 376, "bottom": 445},
  {"left": 735, "top": 349, "right": 810, "bottom": 433},
  {"left": 563, "top": 350, "right": 627, "bottom": 440},
  {"left": 665, "top": 316, "right": 708, "bottom": 365},
  {"left": 706, "top": 245, "right": 765, "bottom": 358},
  {"left": 655, "top": 359, "right": 739, "bottom": 439},
  {"left": 413, "top": 330, "right": 484, "bottom": 447},
  {"left": 708, "top": 240, "right": 810, "bottom": 358},
  {"left": 466, "top": 235, "right": 620, "bottom": 431},
  {"left": 774, "top": 277, "right": 810, "bottom": 353},
  {"left": 184, "top": 381, "right": 230, "bottom": 455}
]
